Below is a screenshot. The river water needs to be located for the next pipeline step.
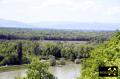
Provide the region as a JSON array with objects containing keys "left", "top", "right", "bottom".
[{"left": 0, "top": 64, "right": 81, "bottom": 79}]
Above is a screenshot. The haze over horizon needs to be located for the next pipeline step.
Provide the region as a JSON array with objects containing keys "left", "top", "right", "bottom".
[
  {"left": 0, "top": 18, "right": 120, "bottom": 31},
  {"left": 0, "top": 0, "right": 120, "bottom": 30}
]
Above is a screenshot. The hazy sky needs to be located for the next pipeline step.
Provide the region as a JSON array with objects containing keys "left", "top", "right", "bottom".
[{"left": 0, "top": 0, "right": 120, "bottom": 23}]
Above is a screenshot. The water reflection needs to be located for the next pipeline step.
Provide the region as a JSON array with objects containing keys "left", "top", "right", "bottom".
[
  {"left": 0, "top": 64, "right": 81, "bottom": 79},
  {"left": 49, "top": 64, "right": 80, "bottom": 79},
  {"left": 0, "top": 70, "right": 26, "bottom": 79}
]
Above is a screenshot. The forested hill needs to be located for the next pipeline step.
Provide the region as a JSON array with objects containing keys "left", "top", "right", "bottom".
[
  {"left": 80, "top": 32, "right": 120, "bottom": 79},
  {"left": 0, "top": 27, "right": 114, "bottom": 42}
]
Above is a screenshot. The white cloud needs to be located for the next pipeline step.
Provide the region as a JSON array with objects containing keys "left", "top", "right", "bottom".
[{"left": 0, "top": 0, "right": 120, "bottom": 23}]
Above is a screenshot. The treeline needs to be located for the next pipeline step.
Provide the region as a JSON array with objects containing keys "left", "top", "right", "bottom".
[
  {"left": 0, "top": 27, "right": 114, "bottom": 42},
  {"left": 0, "top": 40, "right": 94, "bottom": 66}
]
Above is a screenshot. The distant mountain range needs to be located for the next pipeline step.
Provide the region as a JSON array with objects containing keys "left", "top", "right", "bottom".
[
  {"left": 0, "top": 19, "right": 120, "bottom": 30},
  {"left": 0, "top": 19, "right": 34, "bottom": 28}
]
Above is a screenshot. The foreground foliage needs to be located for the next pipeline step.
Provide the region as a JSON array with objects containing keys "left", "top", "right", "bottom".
[
  {"left": 79, "top": 32, "right": 120, "bottom": 79},
  {"left": 17, "top": 58, "right": 56, "bottom": 79}
]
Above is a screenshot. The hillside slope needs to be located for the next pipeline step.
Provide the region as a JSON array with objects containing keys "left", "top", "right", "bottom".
[{"left": 80, "top": 32, "right": 120, "bottom": 79}]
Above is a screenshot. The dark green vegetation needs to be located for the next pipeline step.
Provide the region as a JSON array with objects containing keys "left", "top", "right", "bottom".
[
  {"left": 0, "top": 27, "right": 114, "bottom": 43},
  {"left": 79, "top": 32, "right": 120, "bottom": 79},
  {"left": 0, "top": 28, "right": 112, "bottom": 66},
  {"left": 0, "top": 40, "right": 94, "bottom": 66},
  {"left": 16, "top": 58, "right": 56, "bottom": 79},
  {"left": 0, "top": 27, "right": 116, "bottom": 79},
  {"left": 0, "top": 28, "right": 114, "bottom": 66}
]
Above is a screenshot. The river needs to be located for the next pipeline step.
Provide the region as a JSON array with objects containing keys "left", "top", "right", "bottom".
[{"left": 0, "top": 64, "right": 81, "bottom": 79}]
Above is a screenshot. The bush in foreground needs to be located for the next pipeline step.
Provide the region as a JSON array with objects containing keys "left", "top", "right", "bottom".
[
  {"left": 79, "top": 32, "right": 120, "bottom": 79},
  {"left": 16, "top": 57, "right": 56, "bottom": 79}
]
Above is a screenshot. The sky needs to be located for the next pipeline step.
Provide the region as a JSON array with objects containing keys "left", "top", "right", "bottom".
[{"left": 0, "top": 0, "right": 120, "bottom": 23}]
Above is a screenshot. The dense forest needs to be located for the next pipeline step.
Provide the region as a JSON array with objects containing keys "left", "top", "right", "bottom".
[
  {"left": 0, "top": 27, "right": 115, "bottom": 66},
  {"left": 0, "top": 27, "right": 118, "bottom": 79},
  {"left": 0, "top": 27, "right": 114, "bottom": 42},
  {"left": 0, "top": 40, "right": 95, "bottom": 66}
]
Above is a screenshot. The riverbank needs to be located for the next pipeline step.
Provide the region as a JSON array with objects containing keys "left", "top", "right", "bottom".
[
  {"left": 0, "top": 63, "right": 81, "bottom": 79},
  {"left": 0, "top": 64, "right": 27, "bottom": 72},
  {"left": 0, "top": 59, "right": 81, "bottom": 73}
]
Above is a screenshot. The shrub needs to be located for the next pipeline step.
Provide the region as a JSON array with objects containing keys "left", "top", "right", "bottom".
[
  {"left": 59, "top": 58, "right": 66, "bottom": 65},
  {"left": 74, "top": 58, "right": 80, "bottom": 64},
  {"left": 49, "top": 55, "right": 56, "bottom": 66},
  {"left": 16, "top": 57, "right": 56, "bottom": 79}
]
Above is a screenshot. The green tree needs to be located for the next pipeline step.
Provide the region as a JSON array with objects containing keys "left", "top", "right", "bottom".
[
  {"left": 17, "top": 58, "right": 56, "bottom": 79},
  {"left": 79, "top": 32, "right": 120, "bottom": 79},
  {"left": 17, "top": 42, "right": 23, "bottom": 64}
]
